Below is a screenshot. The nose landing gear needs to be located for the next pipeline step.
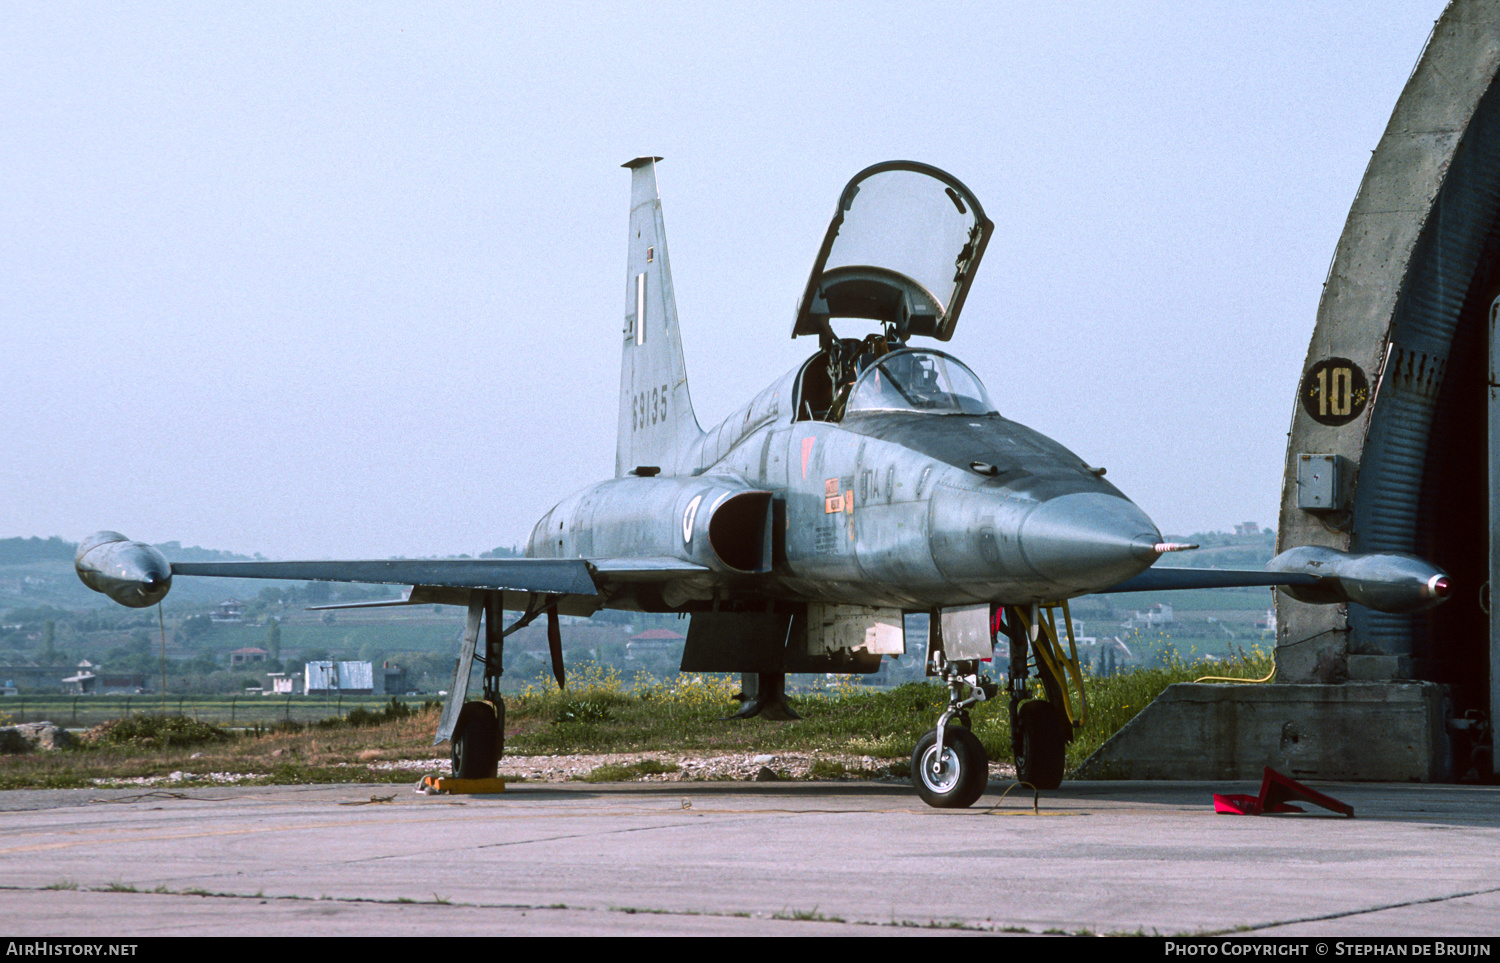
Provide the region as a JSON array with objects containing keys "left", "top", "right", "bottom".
[
  {"left": 908, "top": 603, "right": 1084, "bottom": 807},
  {"left": 911, "top": 723, "right": 988, "bottom": 808},
  {"left": 910, "top": 652, "right": 997, "bottom": 808}
]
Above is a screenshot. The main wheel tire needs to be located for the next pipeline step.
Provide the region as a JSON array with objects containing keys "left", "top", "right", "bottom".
[
  {"left": 451, "top": 700, "right": 503, "bottom": 779},
  {"left": 1015, "top": 699, "right": 1065, "bottom": 790},
  {"left": 910, "top": 726, "right": 989, "bottom": 809}
]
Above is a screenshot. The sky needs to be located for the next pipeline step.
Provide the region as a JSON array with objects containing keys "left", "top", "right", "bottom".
[{"left": 1, "top": 2, "right": 1452, "bottom": 559}]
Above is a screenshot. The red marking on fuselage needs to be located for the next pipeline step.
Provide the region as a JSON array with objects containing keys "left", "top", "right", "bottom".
[{"left": 801, "top": 437, "right": 814, "bottom": 479}]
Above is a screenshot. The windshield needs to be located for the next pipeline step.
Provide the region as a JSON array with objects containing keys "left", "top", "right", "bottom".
[{"left": 844, "top": 350, "right": 996, "bottom": 416}]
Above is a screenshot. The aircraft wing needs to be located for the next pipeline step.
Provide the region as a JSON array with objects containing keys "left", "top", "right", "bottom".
[
  {"left": 171, "top": 558, "right": 601, "bottom": 596},
  {"left": 1100, "top": 547, "right": 1451, "bottom": 614},
  {"left": 74, "top": 532, "right": 718, "bottom": 613},
  {"left": 168, "top": 556, "right": 712, "bottom": 616},
  {"left": 1098, "top": 568, "right": 1320, "bottom": 594}
]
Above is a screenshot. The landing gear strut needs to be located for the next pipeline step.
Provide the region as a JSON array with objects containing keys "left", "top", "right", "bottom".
[
  {"left": 439, "top": 590, "right": 533, "bottom": 780},
  {"left": 730, "top": 672, "right": 801, "bottom": 720},
  {"left": 998, "top": 604, "right": 1072, "bottom": 790},
  {"left": 910, "top": 652, "right": 996, "bottom": 808}
]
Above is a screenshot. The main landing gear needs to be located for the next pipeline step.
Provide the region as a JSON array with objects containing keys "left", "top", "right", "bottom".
[
  {"left": 1014, "top": 698, "right": 1064, "bottom": 790},
  {"left": 451, "top": 700, "right": 503, "bottom": 779},
  {"left": 1000, "top": 603, "right": 1079, "bottom": 791},
  {"left": 439, "top": 591, "right": 546, "bottom": 782}
]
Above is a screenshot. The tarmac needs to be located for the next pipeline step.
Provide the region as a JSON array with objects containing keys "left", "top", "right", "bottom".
[{"left": 1, "top": 778, "right": 1497, "bottom": 937}]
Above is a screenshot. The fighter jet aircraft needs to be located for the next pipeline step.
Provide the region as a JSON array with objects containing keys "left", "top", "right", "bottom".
[{"left": 76, "top": 158, "right": 1453, "bottom": 808}]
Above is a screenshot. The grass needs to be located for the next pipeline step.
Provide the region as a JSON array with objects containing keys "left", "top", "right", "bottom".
[
  {"left": 578, "top": 758, "right": 680, "bottom": 783},
  {"left": 808, "top": 757, "right": 904, "bottom": 780},
  {"left": 85, "top": 715, "right": 229, "bottom": 749},
  {"left": 0, "top": 699, "right": 448, "bottom": 790},
  {"left": 504, "top": 649, "right": 1274, "bottom": 772},
  {"left": 1063, "top": 645, "right": 1275, "bottom": 766},
  {"left": 773, "top": 906, "right": 845, "bottom": 923},
  {"left": 0, "top": 651, "right": 1274, "bottom": 788},
  {"left": 507, "top": 666, "right": 988, "bottom": 759},
  {"left": 1, "top": 694, "right": 437, "bottom": 730}
]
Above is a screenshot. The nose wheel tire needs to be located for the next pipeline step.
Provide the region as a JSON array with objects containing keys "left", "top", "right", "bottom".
[
  {"left": 910, "top": 725, "right": 988, "bottom": 809},
  {"left": 1015, "top": 699, "right": 1064, "bottom": 790},
  {"left": 451, "top": 700, "right": 503, "bottom": 779}
]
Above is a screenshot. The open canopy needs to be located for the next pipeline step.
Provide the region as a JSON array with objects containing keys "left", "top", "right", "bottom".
[{"left": 792, "top": 161, "right": 992, "bottom": 343}]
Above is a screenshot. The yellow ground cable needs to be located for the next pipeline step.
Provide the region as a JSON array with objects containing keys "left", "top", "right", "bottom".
[{"left": 1192, "top": 664, "right": 1277, "bottom": 684}]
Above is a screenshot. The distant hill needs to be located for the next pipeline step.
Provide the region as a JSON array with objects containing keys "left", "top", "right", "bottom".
[
  {"left": 145, "top": 542, "right": 257, "bottom": 563},
  {"left": 0, "top": 537, "right": 256, "bottom": 566},
  {"left": 1155, "top": 529, "right": 1276, "bottom": 570},
  {"left": 0, "top": 537, "right": 75, "bottom": 564}
]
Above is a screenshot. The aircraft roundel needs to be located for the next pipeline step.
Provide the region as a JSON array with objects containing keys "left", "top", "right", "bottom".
[{"left": 682, "top": 494, "right": 703, "bottom": 544}]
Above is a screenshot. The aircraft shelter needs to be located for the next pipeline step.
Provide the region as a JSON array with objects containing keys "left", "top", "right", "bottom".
[
  {"left": 1085, "top": 2, "right": 1500, "bottom": 781},
  {"left": 1275, "top": 2, "right": 1500, "bottom": 781}
]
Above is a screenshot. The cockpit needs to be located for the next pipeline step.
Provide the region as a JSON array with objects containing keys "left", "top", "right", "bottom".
[
  {"left": 788, "top": 161, "right": 995, "bottom": 424},
  {"left": 794, "top": 345, "right": 995, "bottom": 422}
]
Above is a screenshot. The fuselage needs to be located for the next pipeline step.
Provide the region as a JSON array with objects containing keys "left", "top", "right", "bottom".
[{"left": 530, "top": 349, "right": 1163, "bottom": 611}]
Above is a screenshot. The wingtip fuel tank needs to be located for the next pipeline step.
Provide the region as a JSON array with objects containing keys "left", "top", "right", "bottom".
[
  {"left": 1266, "top": 545, "right": 1451, "bottom": 614},
  {"left": 75, "top": 531, "right": 173, "bottom": 608}
]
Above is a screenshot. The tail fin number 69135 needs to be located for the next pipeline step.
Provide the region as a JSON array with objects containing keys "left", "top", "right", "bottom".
[{"left": 633, "top": 385, "right": 669, "bottom": 431}]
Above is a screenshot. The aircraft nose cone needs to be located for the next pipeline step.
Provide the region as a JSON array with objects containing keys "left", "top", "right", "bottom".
[{"left": 1019, "top": 493, "right": 1161, "bottom": 592}]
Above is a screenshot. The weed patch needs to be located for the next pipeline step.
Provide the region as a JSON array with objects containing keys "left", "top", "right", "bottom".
[
  {"left": 0, "top": 768, "right": 92, "bottom": 790},
  {"left": 554, "top": 699, "right": 616, "bottom": 724},
  {"left": 808, "top": 759, "right": 848, "bottom": 779},
  {"left": 84, "top": 716, "right": 229, "bottom": 750},
  {"left": 314, "top": 697, "right": 436, "bottom": 731},
  {"left": 252, "top": 762, "right": 415, "bottom": 786},
  {"left": 578, "top": 758, "right": 680, "bottom": 783},
  {"left": 773, "top": 906, "right": 844, "bottom": 923}
]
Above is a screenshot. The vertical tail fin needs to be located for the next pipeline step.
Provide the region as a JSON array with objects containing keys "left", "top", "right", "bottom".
[{"left": 616, "top": 157, "right": 702, "bottom": 477}]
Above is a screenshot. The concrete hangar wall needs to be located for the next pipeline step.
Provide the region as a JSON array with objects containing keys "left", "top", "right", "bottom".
[
  {"left": 1277, "top": 2, "right": 1500, "bottom": 780},
  {"left": 1084, "top": 2, "right": 1500, "bottom": 782}
]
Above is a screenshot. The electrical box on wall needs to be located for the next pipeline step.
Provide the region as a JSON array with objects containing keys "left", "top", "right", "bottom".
[{"left": 1297, "top": 453, "right": 1343, "bottom": 512}]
